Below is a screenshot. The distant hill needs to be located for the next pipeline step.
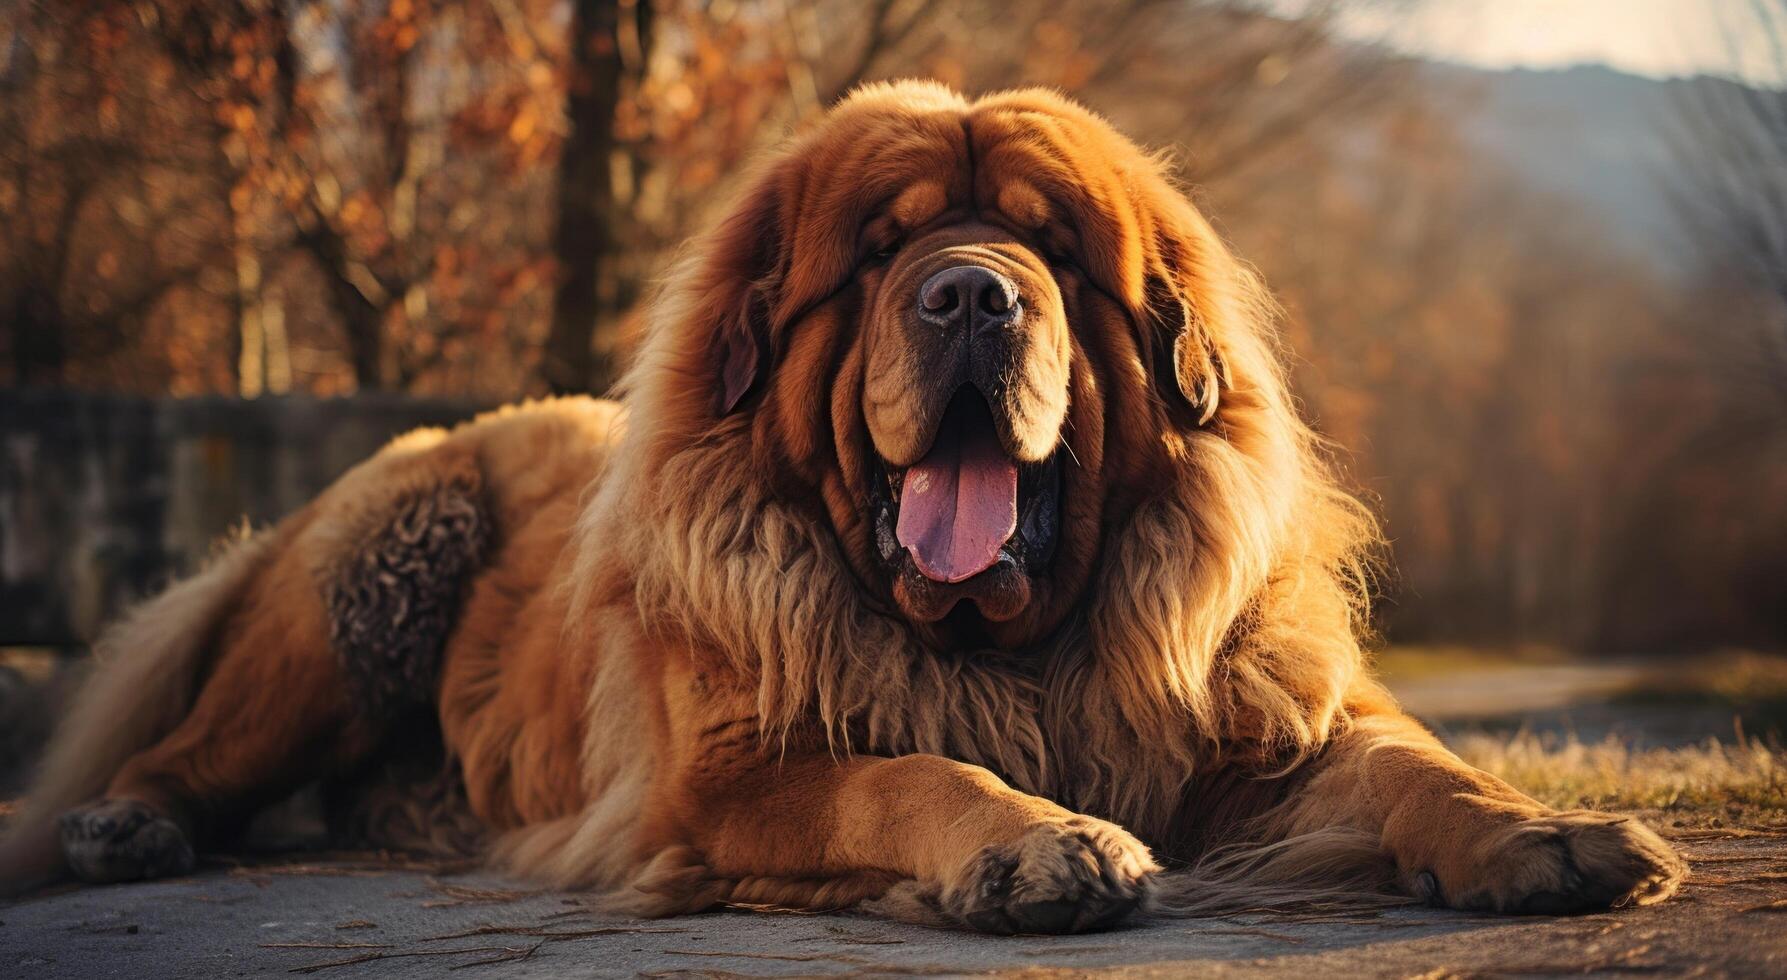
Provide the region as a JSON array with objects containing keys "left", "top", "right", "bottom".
[
  {"left": 1415, "top": 63, "right": 1765, "bottom": 282},
  {"left": 1428, "top": 62, "right": 1765, "bottom": 283}
]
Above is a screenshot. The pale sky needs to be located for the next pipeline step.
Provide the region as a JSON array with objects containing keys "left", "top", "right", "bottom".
[{"left": 1269, "top": 0, "right": 1787, "bottom": 85}]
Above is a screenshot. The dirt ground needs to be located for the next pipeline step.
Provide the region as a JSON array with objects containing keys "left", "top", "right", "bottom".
[{"left": 2, "top": 829, "right": 1783, "bottom": 979}]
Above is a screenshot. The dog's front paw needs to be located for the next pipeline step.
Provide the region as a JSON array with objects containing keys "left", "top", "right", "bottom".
[
  {"left": 939, "top": 815, "right": 1158, "bottom": 934},
  {"left": 60, "top": 799, "right": 196, "bottom": 884},
  {"left": 1415, "top": 810, "right": 1685, "bottom": 914}
]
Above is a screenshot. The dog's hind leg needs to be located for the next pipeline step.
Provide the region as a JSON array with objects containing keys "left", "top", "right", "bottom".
[
  {"left": 60, "top": 533, "right": 370, "bottom": 881},
  {"left": 62, "top": 443, "right": 490, "bottom": 883}
]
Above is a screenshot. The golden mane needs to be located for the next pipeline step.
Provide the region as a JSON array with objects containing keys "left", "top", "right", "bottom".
[{"left": 567, "top": 84, "right": 1380, "bottom": 844}]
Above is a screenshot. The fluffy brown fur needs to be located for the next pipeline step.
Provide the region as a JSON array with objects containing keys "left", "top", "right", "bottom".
[{"left": 0, "top": 83, "right": 1684, "bottom": 931}]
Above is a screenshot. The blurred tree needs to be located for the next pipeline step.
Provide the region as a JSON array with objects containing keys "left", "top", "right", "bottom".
[
  {"left": 541, "top": 0, "right": 651, "bottom": 395},
  {"left": 0, "top": 1, "right": 237, "bottom": 392},
  {"left": 1613, "top": 0, "right": 1787, "bottom": 647},
  {"left": 1667, "top": 1, "right": 1787, "bottom": 419},
  {"left": 1212, "top": 75, "right": 1676, "bottom": 649}
]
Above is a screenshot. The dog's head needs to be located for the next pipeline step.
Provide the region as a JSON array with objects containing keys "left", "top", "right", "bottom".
[{"left": 645, "top": 82, "right": 1311, "bottom": 654}]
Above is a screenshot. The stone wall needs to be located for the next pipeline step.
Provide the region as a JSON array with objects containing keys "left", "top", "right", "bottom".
[{"left": 0, "top": 391, "right": 484, "bottom": 645}]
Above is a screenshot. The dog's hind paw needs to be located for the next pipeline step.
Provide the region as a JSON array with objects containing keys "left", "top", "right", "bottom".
[{"left": 60, "top": 799, "right": 196, "bottom": 883}]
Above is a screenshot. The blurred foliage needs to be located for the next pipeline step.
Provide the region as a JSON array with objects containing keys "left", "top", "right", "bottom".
[
  {"left": 0, "top": 0, "right": 1783, "bottom": 652},
  {"left": 1372, "top": 644, "right": 1575, "bottom": 681},
  {"left": 1613, "top": 651, "right": 1787, "bottom": 737}
]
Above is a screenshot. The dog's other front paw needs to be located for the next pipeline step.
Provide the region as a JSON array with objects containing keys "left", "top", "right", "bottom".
[
  {"left": 938, "top": 815, "right": 1158, "bottom": 934},
  {"left": 60, "top": 799, "right": 196, "bottom": 884},
  {"left": 1415, "top": 810, "right": 1685, "bottom": 914}
]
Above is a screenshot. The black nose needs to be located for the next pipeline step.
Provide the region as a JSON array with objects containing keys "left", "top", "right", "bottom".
[{"left": 918, "top": 265, "right": 1020, "bottom": 331}]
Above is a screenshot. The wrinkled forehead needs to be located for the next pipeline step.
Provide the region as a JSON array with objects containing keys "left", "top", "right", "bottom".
[
  {"left": 781, "top": 109, "right": 966, "bottom": 288},
  {"left": 776, "top": 101, "right": 1146, "bottom": 311}
]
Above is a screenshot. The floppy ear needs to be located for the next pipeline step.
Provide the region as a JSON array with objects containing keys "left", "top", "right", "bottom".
[
  {"left": 707, "top": 162, "right": 789, "bottom": 417},
  {"left": 1145, "top": 261, "right": 1230, "bottom": 428},
  {"left": 717, "top": 287, "right": 771, "bottom": 415}
]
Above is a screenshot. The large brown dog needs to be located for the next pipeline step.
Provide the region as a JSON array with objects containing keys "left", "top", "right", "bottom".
[{"left": 0, "top": 83, "right": 1684, "bottom": 932}]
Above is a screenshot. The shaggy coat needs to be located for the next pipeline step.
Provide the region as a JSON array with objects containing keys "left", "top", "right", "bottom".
[{"left": 1, "top": 83, "right": 1683, "bottom": 932}]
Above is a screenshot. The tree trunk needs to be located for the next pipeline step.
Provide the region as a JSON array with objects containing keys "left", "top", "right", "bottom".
[
  {"left": 10, "top": 291, "right": 66, "bottom": 386},
  {"left": 542, "top": 0, "right": 650, "bottom": 396},
  {"left": 295, "top": 213, "right": 388, "bottom": 388}
]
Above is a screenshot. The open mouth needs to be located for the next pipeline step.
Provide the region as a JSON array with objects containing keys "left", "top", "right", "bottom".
[{"left": 871, "top": 386, "right": 1061, "bottom": 620}]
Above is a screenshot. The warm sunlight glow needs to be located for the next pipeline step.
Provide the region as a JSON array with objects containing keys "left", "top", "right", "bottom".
[{"left": 1282, "top": 0, "right": 1787, "bottom": 84}]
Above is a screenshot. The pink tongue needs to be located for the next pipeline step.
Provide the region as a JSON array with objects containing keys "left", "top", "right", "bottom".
[{"left": 895, "top": 392, "right": 1019, "bottom": 583}]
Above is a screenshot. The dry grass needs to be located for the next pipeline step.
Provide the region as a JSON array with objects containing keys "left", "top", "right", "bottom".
[{"left": 1454, "top": 730, "right": 1787, "bottom": 827}]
